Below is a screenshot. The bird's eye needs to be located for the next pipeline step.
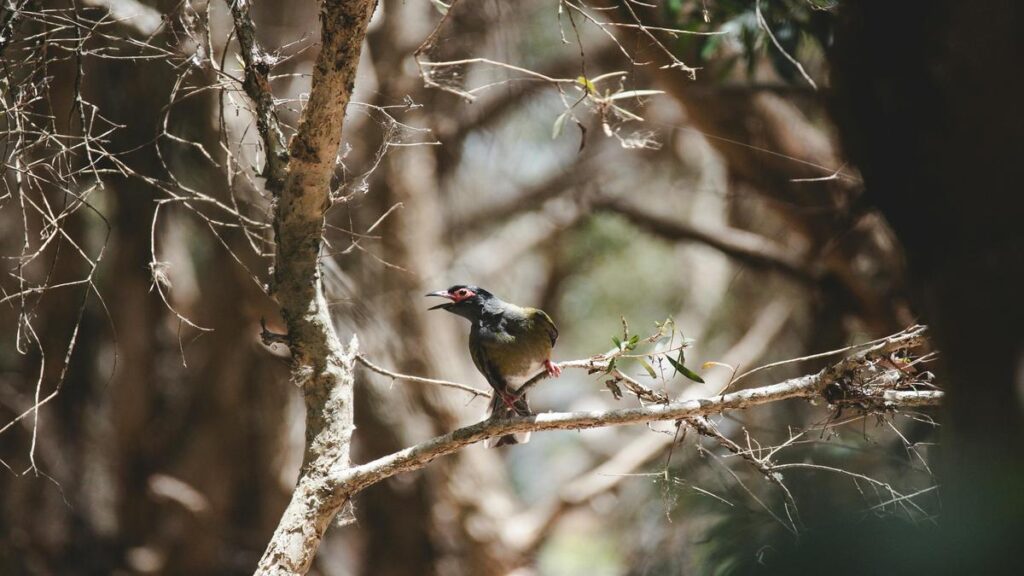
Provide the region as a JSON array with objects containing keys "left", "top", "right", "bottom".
[{"left": 456, "top": 289, "right": 467, "bottom": 297}]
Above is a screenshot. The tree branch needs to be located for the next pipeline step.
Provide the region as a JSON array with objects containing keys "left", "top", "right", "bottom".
[
  {"left": 81, "top": 0, "right": 162, "bottom": 37},
  {"left": 511, "top": 299, "right": 794, "bottom": 554},
  {"left": 0, "top": 0, "right": 32, "bottom": 55},
  {"left": 238, "top": 1, "right": 378, "bottom": 574},
  {"left": 227, "top": 0, "right": 289, "bottom": 190},
  {"left": 354, "top": 353, "right": 491, "bottom": 399},
  {"left": 448, "top": 152, "right": 598, "bottom": 237},
  {"left": 325, "top": 325, "right": 938, "bottom": 504},
  {"left": 592, "top": 194, "right": 817, "bottom": 281}
]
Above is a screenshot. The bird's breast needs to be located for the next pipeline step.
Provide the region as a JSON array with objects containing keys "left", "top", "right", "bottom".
[{"left": 505, "top": 359, "right": 545, "bottom": 391}]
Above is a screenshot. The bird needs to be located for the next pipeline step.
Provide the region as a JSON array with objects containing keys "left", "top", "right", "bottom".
[{"left": 426, "top": 285, "right": 560, "bottom": 447}]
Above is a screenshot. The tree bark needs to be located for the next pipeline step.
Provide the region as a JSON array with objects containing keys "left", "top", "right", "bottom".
[{"left": 251, "top": 1, "right": 378, "bottom": 574}]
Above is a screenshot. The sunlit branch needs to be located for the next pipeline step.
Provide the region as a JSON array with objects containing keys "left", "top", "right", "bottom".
[{"left": 328, "top": 325, "right": 938, "bottom": 501}]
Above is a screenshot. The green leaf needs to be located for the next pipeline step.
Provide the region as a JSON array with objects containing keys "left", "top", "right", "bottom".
[
  {"left": 665, "top": 352, "right": 681, "bottom": 376},
  {"left": 576, "top": 75, "right": 597, "bottom": 94},
  {"left": 679, "top": 365, "right": 705, "bottom": 384},
  {"left": 627, "top": 334, "right": 640, "bottom": 351},
  {"left": 666, "top": 354, "right": 705, "bottom": 384},
  {"left": 640, "top": 359, "right": 658, "bottom": 379},
  {"left": 612, "top": 335, "right": 622, "bottom": 350},
  {"left": 552, "top": 112, "right": 568, "bottom": 139}
]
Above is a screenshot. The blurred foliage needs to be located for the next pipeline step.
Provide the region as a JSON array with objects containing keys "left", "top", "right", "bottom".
[
  {"left": 540, "top": 531, "right": 625, "bottom": 576},
  {"left": 657, "top": 0, "right": 836, "bottom": 83}
]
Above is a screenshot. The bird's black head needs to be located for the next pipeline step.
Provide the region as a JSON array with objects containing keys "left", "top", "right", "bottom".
[{"left": 425, "top": 285, "right": 496, "bottom": 320}]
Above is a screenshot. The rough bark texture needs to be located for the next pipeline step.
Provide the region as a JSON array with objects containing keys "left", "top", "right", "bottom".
[
  {"left": 252, "top": 1, "right": 378, "bottom": 574},
  {"left": 228, "top": 0, "right": 288, "bottom": 189}
]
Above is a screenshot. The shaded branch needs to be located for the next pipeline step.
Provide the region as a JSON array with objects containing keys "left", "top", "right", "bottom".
[
  {"left": 227, "top": 0, "right": 289, "bottom": 190},
  {"left": 0, "top": 1, "right": 32, "bottom": 55},
  {"left": 686, "top": 415, "right": 801, "bottom": 533},
  {"left": 593, "top": 194, "right": 817, "bottom": 281},
  {"left": 81, "top": 0, "right": 162, "bottom": 36},
  {"left": 449, "top": 153, "right": 598, "bottom": 237}
]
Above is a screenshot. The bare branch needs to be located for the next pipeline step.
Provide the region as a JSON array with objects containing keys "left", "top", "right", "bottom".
[
  {"left": 448, "top": 153, "right": 597, "bottom": 237},
  {"left": 355, "top": 353, "right": 491, "bottom": 399},
  {"left": 227, "top": 0, "right": 289, "bottom": 190},
  {"left": 81, "top": 0, "right": 163, "bottom": 36},
  {"left": 592, "top": 194, "right": 816, "bottom": 281},
  {"left": 435, "top": 42, "right": 623, "bottom": 147},
  {"left": 755, "top": 0, "right": 818, "bottom": 90},
  {"left": 325, "top": 325, "right": 938, "bottom": 504},
  {"left": 686, "top": 415, "right": 801, "bottom": 534},
  {"left": 465, "top": 301, "right": 782, "bottom": 553},
  {"left": 0, "top": 1, "right": 32, "bottom": 56}
]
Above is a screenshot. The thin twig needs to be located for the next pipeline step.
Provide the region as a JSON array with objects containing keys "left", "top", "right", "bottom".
[
  {"left": 755, "top": 0, "right": 818, "bottom": 89},
  {"left": 355, "top": 354, "right": 491, "bottom": 399}
]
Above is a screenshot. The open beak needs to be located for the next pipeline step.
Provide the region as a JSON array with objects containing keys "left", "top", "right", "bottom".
[{"left": 425, "top": 290, "right": 454, "bottom": 310}]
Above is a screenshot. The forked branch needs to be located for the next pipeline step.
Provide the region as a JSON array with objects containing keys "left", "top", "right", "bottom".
[{"left": 230, "top": 1, "right": 379, "bottom": 575}]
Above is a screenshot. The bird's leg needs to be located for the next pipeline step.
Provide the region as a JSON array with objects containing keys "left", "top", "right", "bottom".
[
  {"left": 544, "top": 359, "right": 562, "bottom": 378},
  {"left": 497, "top": 389, "right": 518, "bottom": 411}
]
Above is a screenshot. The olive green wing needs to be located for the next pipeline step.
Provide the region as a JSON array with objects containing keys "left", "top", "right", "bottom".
[{"left": 530, "top": 308, "right": 559, "bottom": 348}]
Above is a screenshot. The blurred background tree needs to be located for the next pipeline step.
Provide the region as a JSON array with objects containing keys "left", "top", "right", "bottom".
[{"left": 0, "top": 0, "right": 1017, "bottom": 574}]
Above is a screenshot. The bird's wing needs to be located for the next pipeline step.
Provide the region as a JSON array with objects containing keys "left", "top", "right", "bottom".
[
  {"left": 531, "top": 309, "right": 559, "bottom": 347},
  {"left": 469, "top": 335, "right": 512, "bottom": 395}
]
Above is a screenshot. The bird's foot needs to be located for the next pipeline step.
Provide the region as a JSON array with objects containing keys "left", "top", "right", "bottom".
[{"left": 544, "top": 359, "right": 562, "bottom": 378}]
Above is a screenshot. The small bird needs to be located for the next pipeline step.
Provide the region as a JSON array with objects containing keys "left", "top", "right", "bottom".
[{"left": 427, "top": 285, "right": 561, "bottom": 447}]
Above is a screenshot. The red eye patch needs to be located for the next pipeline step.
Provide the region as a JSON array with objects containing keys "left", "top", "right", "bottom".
[{"left": 451, "top": 288, "right": 476, "bottom": 302}]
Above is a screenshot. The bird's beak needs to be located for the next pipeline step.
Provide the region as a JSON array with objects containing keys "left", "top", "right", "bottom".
[{"left": 425, "top": 290, "right": 454, "bottom": 311}]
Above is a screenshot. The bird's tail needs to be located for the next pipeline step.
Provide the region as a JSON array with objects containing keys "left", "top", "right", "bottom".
[{"left": 485, "top": 392, "right": 531, "bottom": 448}]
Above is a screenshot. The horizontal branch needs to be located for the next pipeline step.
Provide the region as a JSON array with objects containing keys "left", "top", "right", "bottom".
[
  {"left": 354, "top": 347, "right": 641, "bottom": 402},
  {"left": 333, "top": 375, "right": 939, "bottom": 496},
  {"left": 330, "top": 325, "right": 939, "bottom": 497},
  {"left": 331, "top": 375, "right": 813, "bottom": 494},
  {"left": 882, "top": 389, "right": 943, "bottom": 407}
]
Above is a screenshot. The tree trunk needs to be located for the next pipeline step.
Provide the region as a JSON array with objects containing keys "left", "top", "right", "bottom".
[{"left": 828, "top": 2, "right": 1023, "bottom": 572}]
